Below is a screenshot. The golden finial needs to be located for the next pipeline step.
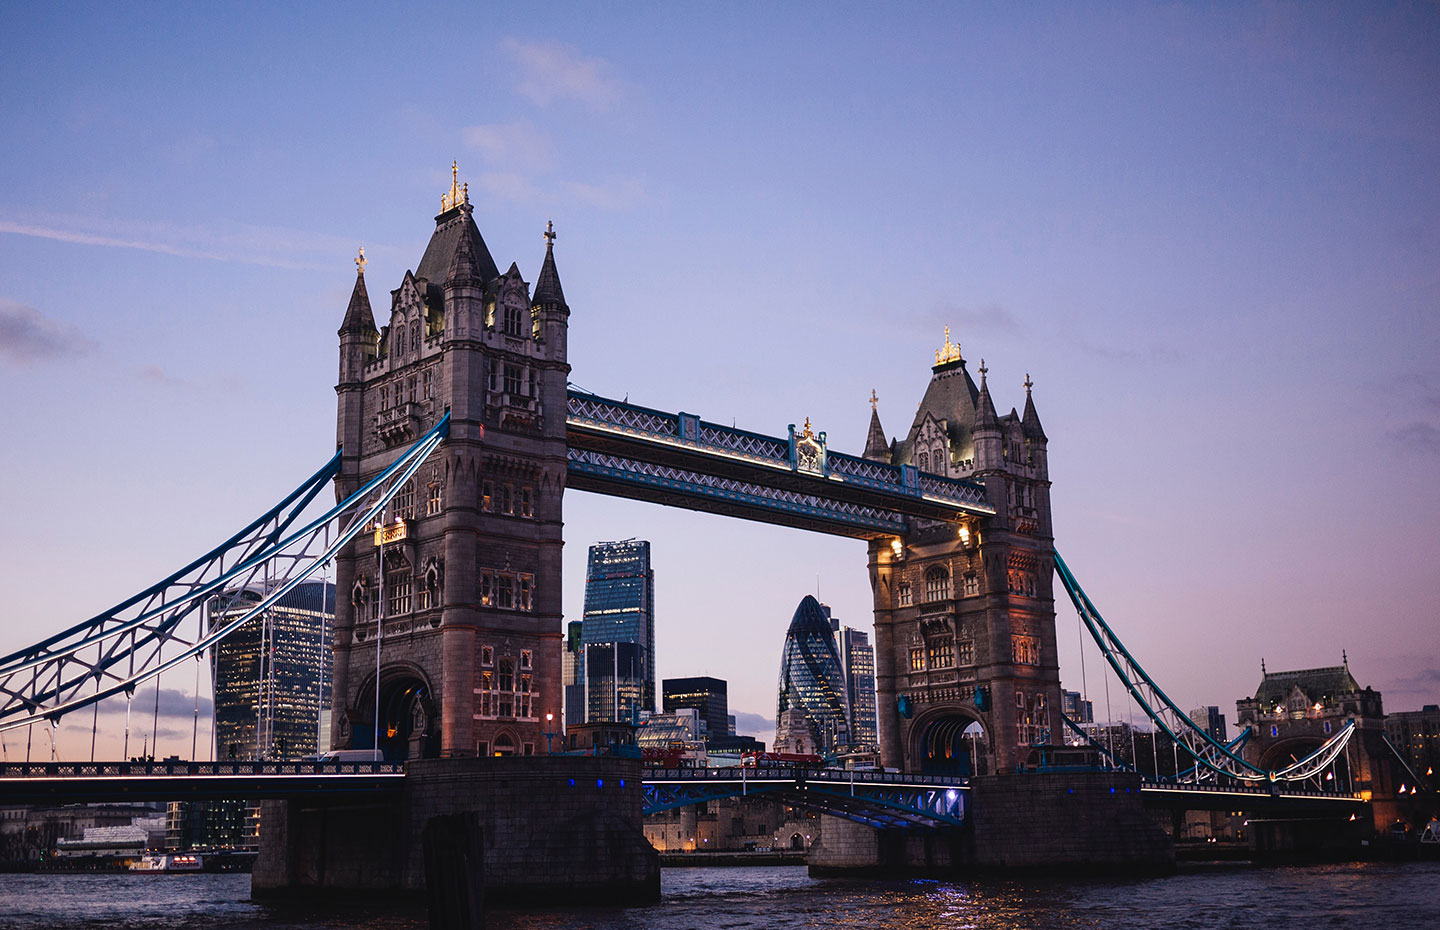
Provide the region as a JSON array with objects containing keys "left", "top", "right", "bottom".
[
  {"left": 544, "top": 220, "right": 556, "bottom": 247},
  {"left": 801, "top": 417, "right": 814, "bottom": 439},
  {"left": 442, "top": 161, "right": 465, "bottom": 212},
  {"left": 869, "top": 389, "right": 878, "bottom": 412},
  {"left": 354, "top": 246, "right": 367, "bottom": 276},
  {"left": 935, "top": 325, "right": 963, "bottom": 366},
  {"left": 1024, "top": 373, "right": 1033, "bottom": 395}
]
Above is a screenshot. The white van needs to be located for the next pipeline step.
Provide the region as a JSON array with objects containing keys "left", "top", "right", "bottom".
[{"left": 315, "top": 749, "right": 385, "bottom": 762}]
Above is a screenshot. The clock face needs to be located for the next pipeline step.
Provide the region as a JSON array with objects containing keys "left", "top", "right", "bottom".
[{"left": 797, "top": 440, "right": 823, "bottom": 474}]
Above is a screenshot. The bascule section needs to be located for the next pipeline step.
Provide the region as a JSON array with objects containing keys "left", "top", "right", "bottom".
[
  {"left": 331, "top": 165, "right": 570, "bottom": 762},
  {"left": 863, "top": 331, "right": 1059, "bottom": 778}
]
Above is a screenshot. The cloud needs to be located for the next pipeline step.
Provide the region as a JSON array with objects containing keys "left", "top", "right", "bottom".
[
  {"left": 558, "top": 177, "right": 648, "bottom": 210},
  {"left": 926, "top": 301, "right": 1026, "bottom": 337},
  {"left": 1388, "top": 422, "right": 1440, "bottom": 455},
  {"left": 0, "top": 213, "right": 362, "bottom": 272},
  {"left": 0, "top": 300, "right": 95, "bottom": 364},
  {"left": 731, "top": 711, "right": 773, "bottom": 735},
  {"left": 476, "top": 171, "right": 547, "bottom": 204},
  {"left": 136, "top": 364, "right": 191, "bottom": 389},
  {"left": 99, "top": 686, "right": 213, "bottom": 720},
  {"left": 504, "top": 39, "right": 624, "bottom": 110},
  {"left": 461, "top": 122, "right": 556, "bottom": 172}
]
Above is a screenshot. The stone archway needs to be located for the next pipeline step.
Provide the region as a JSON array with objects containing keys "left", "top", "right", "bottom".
[
  {"left": 914, "top": 712, "right": 989, "bottom": 777},
  {"left": 354, "top": 667, "right": 438, "bottom": 761}
]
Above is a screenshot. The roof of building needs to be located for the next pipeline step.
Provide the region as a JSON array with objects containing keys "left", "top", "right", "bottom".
[
  {"left": 532, "top": 233, "right": 567, "bottom": 308},
  {"left": 1252, "top": 665, "right": 1362, "bottom": 705},
  {"left": 415, "top": 205, "right": 500, "bottom": 287},
  {"left": 899, "top": 359, "right": 981, "bottom": 466}
]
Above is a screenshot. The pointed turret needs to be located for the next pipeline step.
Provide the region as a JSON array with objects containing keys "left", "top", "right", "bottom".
[
  {"left": 445, "top": 217, "right": 483, "bottom": 287},
  {"left": 340, "top": 248, "right": 377, "bottom": 335},
  {"left": 971, "top": 359, "right": 1002, "bottom": 471},
  {"left": 1021, "top": 374, "right": 1047, "bottom": 441},
  {"left": 864, "top": 389, "right": 889, "bottom": 462},
  {"left": 532, "top": 220, "right": 568, "bottom": 311}
]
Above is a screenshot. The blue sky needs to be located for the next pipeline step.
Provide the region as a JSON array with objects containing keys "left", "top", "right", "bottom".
[{"left": 1, "top": 2, "right": 1437, "bottom": 758}]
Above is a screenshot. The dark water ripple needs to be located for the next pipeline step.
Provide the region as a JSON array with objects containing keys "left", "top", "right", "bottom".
[{"left": 0, "top": 862, "right": 1435, "bottom": 930}]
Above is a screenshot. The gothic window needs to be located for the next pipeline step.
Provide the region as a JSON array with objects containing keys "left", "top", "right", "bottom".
[
  {"left": 500, "top": 483, "right": 514, "bottom": 515},
  {"left": 962, "top": 573, "right": 979, "bottom": 597},
  {"left": 917, "top": 450, "right": 929, "bottom": 472},
  {"left": 909, "top": 647, "right": 925, "bottom": 671},
  {"left": 1011, "top": 635, "right": 1038, "bottom": 666},
  {"left": 518, "top": 574, "right": 534, "bottom": 611},
  {"left": 482, "top": 480, "right": 494, "bottom": 512},
  {"left": 426, "top": 482, "right": 443, "bottom": 515},
  {"left": 504, "top": 364, "right": 521, "bottom": 395},
  {"left": 379, "top": 384, "right": 390, "bottom": 410},
  {"left": 520, "top": 650, "right": 532, "bottom": 670},
  {"left": 394, "top": 327, "right": 404, "bottom": 357},
  {"left": 387, "top": 570, "right": 412, "bottom": 615},
  {"left": 498, "top": 659, "right": 515, "bottom": 716},
  {"left": 1016, "top": 692, "right": 1031, "bottom": 746},
  {"left": 927, "top": 636, "right": 955, "bottom": 669},
  {"left": 519, "top": 674, "right": 533, "bottom": 718},
  {"left": 481, "top": 645, "right": 494, "bottom": 667},
  {"left": 898, "top": 582, "right": 912, "bottom": 607},
  {"left": 520, "top": 486, "right": 534, "bottom": 518},
  {"left": 932, "top": 444, "right": 946, "bottom": 473},
  {"left": 957, "top": 640, "right": 975, "bottom": 666},
  {"left": 423, "top": 368, "right": 434, "bottom": 400},
  {"left": 924, "top": 566, "right": 950, "bottom": 603},
  {"left": 526, "top": 367, "right": 537, "bottom": 397},
  {"left": 411, "top": 321, "right": 420, "bottom": 353},
  {"left": 394, "top": 481, "right": 415, "bottom": 520},
  {"left": 480, "top": 671, "right": 494, "bottom": 716},
  {"left": 504, "top": 302, "right": 522, "bottom": 337},
  {"left": 479, "top": 570, "right": 495, "bottom": 607},
  {"left": 496, "top": 574, "right": 514, "bottom": 609},
  {"left": 407, "top": 376, "right": 416, "bottom": 403}
]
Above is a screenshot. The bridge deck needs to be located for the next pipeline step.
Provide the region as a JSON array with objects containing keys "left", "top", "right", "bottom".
[{"left": 0, "top": 760, "right": 404, "bottom": 803}]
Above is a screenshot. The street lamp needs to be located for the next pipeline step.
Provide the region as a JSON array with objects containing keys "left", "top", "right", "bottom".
[{"left": 544, "top": 712, "right": 556, "bottom": 754}]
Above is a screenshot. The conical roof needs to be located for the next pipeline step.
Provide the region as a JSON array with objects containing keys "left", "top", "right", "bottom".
[
  {"left": 415, "top": 207, "right": 499, "bottom": 286},
  {"left": 973, "top": 370, "right": 999, "bottom": 432},
  {"left": 1022, "top": 379, "right": 1046, "bottom": 441},
  {"left": 339, "top": 270, "right": 375, "bottom": 334},
  {"left": 532, "top": 228, "right": 567, "bottom": 309},
  {"left": 864, "top": 401, "right": 889, "bottom": 461}
]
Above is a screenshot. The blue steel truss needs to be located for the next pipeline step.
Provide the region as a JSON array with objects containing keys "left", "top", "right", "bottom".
[
  {"left": 0, "top": 416, "right": 450, "bottom": 734},
  {"left": 642, "top": 768, "right": 968, "bottom": 829},
  {"left": 1055, "top": 551, "right": 1358, "bottom": 788},
  {"left": 566, "top": 389, "right": 993, "bottom": 539}
]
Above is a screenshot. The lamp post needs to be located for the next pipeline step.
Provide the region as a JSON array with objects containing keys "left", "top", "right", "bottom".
[{"left": 544, "top": 712, "right": 556, "bottom": 754}]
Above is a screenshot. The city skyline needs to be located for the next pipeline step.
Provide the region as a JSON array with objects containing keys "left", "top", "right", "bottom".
[{"left": 1, "top": 5, "right": 1437, "bottom": 760}]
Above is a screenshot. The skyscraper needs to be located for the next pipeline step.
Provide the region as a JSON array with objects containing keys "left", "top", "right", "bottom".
[
  {"left": 776, "top": 595, "right": 851, "bottom": 757},
  {"left": 562, "top": 620, "right": 585, "bottom": 729},
  {"left": 580, "top": 539, "right": 655, "bottom": 723},
  {"left": 835, "top": 626, "right": 878, "bottom": 751},
  {"left": 662, "top": 677, "right": 729, "bottom": 743},
  {"left": 210, "top": 579, "right": 335, "bottom": 761}
]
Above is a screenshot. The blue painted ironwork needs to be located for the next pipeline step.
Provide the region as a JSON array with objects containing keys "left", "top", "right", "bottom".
[
  {"left": 0, "top": 760, "right": 403, "bottom": 802},
  {"left": 566, "top": 389, "right": 993, "bottom": 538},
  {"left": 1055, "top": 551, "right": 1358, "bottom": 787},
  {"left": 642, "top": 767, "right": 968, "bottom": 829},
  {"left": 0, "top": 415, "right": 450, "bottom": 734}
]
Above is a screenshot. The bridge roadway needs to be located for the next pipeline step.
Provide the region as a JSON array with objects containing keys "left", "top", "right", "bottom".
[{"left": 0, "top": 762, "right": 1364, "bottom": 822}]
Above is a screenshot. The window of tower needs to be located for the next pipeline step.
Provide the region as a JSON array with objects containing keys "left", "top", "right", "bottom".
[
  {"left": 963, "top": 573, "right": 979, "bottom": 597},
  {"left": 932, "top": 444, "right": 945, "bottom": 472},
  {"left": 909, "top": 647, "right": 925, "bottom": 672},
  {"left": 423, "top": 368, "right": 434, "bottom": 400},
  {"left": 482, "top": 481, "right": 494, "bottom": 512},
  {"left": 520, "top": 486, "right": 534, "bottom": 518},
  {"left": 427, "top": 483, "right": 442, "bottom": 516},
  {"left": 504, "top": 302, "right": 522, "bottom": 337},
  {"left": 387, "top": 570, "right": 412, "bottom": 616},
  {"left": 917, "top": 450, "right": 929, "bottom": 472},
  {"left": 957, "top": 640, "right": 975, "bottom": 666},
  {"left": 479, "top": 570, "right": 495, "bottom": 607},
  {"left": 518, "top": 574, "right": 534, "bottom": 611},
  {"left": 500, "top": 483, "right": 514, "bottom": 515},
  {"left": 927, "top": 636, "right": 955, "bottom": 669},
  {"left": 496, "top": 574, "right": 514, "bottom": 609},
  {"left": 481, "top": 645, "right": 494, "bottom": 667},
  {"left": 924, "top": 567, "right": 950, "bottom": 603},
  {"left": 411, "top": 321, "right": 420, "bottom": 354},
  {"left": 898, "top": 582, "right": 912, "bottom": 607}
]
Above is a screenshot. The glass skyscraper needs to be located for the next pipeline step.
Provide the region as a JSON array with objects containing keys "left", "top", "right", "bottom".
[
  {"left": 776, "top": 595, "right": 851, "bottom": 757},
  {"left": 580, "top": 539, "right": 655, "bottom": 723},
  {"left": 835, "top": 625, "right": 878, "bottom": 751},
  {"left": 210, "top": 579, "right": 335, "bottom": 761}
]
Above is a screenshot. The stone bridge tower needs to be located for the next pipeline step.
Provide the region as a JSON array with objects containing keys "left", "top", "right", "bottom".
[
  {"left": 865, "top": 330, "right": 1059, "bottom": 776},
  {"left": 330, "top": 166, "right": 570, "bottom": 760}
]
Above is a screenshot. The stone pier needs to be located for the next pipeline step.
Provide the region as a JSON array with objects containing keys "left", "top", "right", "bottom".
[
  {"left": 809, "top": 771, "right": 1173, "bottom": 875},
  {"left": 254, "top": 756, "right": 659, "bottom": 905}
]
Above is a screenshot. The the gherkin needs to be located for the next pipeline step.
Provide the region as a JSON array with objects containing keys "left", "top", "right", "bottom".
[{"left": 776, "top": 595, "right": 851, "bottom": 756}]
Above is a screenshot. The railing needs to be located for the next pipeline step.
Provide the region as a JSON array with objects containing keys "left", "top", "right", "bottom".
[{"left": 0, "top": 760, "right": 405, "bottom": 779}]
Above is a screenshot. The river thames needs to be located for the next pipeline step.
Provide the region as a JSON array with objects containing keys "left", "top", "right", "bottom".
[{"left": 0, "top": 862, "right": 1435, "bottom": 929}]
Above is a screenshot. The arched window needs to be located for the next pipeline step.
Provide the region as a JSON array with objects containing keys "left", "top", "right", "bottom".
[
  {"left": 932, "top": 444, "right": 946, "bottom": 473},
  {"left": 924, "top": 566, "right": 950, "bottom": 602},
  {"left": 917, "top": 450, "right": 929, "bottom": 472},
  {"left": 504, "top": 302, "right": 522, "bottom": 336}
]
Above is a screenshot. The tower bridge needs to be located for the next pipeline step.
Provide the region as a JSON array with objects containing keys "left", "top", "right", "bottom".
[{"left": 0, "top": 167, "right": 1403, "bottom": 900}]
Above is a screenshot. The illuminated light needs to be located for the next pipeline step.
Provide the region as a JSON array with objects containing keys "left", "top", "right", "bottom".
[
  {"left": 891, "top": 538, "right": 903, "bottom": 557},
  {"left": 568, "top": 779, "right": 575, "bottom": 787},
  {"left": 946, "top": 789, "right": 958, "bottom": 802},
  {"left": 1313, "top": 703, "right": 1323, "bottom": 712},
  {"left": 1400, "top": 784, "right": 1408, "bottom": 793},
  {"left": 597, "top": 778, "right": 604, "bottom": 788},
  {"left": 958, "top": 524, "right": 971, "bottom": 545}
]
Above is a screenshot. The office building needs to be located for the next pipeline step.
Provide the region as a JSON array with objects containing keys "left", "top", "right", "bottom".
[
  {"left": 580, "top": 540, "right": 655, "bottom": 723},
  {"left": 776, "top": 595, "right": 851, "bottom": 757},
  {"left": 832, "top": 622, "right": 878, "bottom": 751},
  {"left": 1188, "top": 705, "right": 1227, "bottom": 742},
  {"left": 662, "top": 677, "right": 729, "bottom": 743}
]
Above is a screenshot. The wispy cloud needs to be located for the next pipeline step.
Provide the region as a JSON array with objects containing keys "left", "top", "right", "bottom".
[
  {"left": 99, "top": 686, "right": 213, "bottom": 720},
  {"left": 0, "top": 300, "right": 95, "bottom": 364},
  {"left": 504, "top": 39, "right": 624, "bottom": 111},
  {"left": 0, "top": 212, "right": 368, "bottom": 272},
  {"left": 462, "top": 121, "right": 556, "bottom": 172},
  {"left": 559, "top": 177, "right": 648, "bottom": 210},
  {"left": 136, "top": 364, "right": 190, "bottom": 389},
  {"left": 475, "top": 171, "right": 648, "bottom": 211},
  {"left": 1388, "top": 421, "right": 1440, "bottom": 456},
  {"left": 923, "top": 301, "right": 1026, "bottom": 338}
]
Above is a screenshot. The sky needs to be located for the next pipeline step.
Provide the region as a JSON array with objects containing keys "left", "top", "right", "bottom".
[{"left": 1, "top": 2, "right": 1437, "bottom": 761}]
